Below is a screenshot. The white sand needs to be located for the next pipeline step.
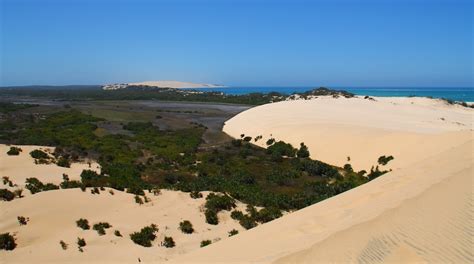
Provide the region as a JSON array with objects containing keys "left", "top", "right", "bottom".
[
  {"left": 128, "top": 81, "right": 224, "bottom": 89},
  {"left": 169, "top": 96, "right": 473, "bottom": 263},
  {"left": 0, "top": 145, "right": 246, "bottom": 263}
]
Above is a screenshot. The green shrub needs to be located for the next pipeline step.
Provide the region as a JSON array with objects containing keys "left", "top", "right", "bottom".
[
  {"left": 378, "top": 155, "right": 394, "bottom": 166},
  {"left": 239, "top": 215, "right": 257, "bottom": 230},
  {"left": 7, "top": 146, "right": 21, "bottom": 156},
  {"left": 228, "top": 229, "right": 239, "bottom": 237},
  {"left": 25, "top": 177, "right": 44, "bottom": 194},
  {"left": 230, "top": 210, "right": 244, "bottom": 220},
  {"left": 17, "top": 216, "right": 29, "bottom": 226},
  {"left": 163, "top": 236, "right": 175, "bottom": 248},
  {"left": 59, "top": 240, "right": 68, "bottom": 250},
  {"left": 76, "top": 218, "right": 90, "bottom": 230},
  {"left": 135, "top": 195, "right": 144, "bottom": 205},
  {"left": 0, "top": 233, "right": 16, "bottom": 251},
  {"left": 114, "top": 230, "right": 122, "bottom": 237},
  {"left": 200, "top": 240, "right": 212, "bottom": 247},
  {"left": 256, "top": 207, "right": 282, "bottom": 223},
  {"left": 266, "top": 141, "right": 296, "bottom": 158},
  {"left": 77, "top": 237, "right": 86, "bottom": 248},
  {"left": 205, "top": 193, "right": 236, "bottom": 212},
  {"left": 130, "top": 224, "right": 158, "bottom": 247},
  {"left": 0, "top": 189, "right": 15, "bottom": 201},
  {"left": 190, "top": 191, "right": 203, "bottom": 199},
  {"left": 30, "top": 149, "right": 49, "bottom": 159},
  {"left": 205, "top": 209, "right": 219, "bottom": 225},
  {"left": 93, "top": 222, "right": 111, "bottom": 235},
  {"left": 296, "top": 143, "right": 310, "bottom": 158},
  {"left": 179, "top": 220, "right": 194, "bottom": 234},
  {"left": 56, "top": 157, "right": 71, "bottom": 168}
]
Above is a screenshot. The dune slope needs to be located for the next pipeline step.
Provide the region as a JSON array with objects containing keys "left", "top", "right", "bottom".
[{"left": 170, "top": 97, "right": 473, "bottom": 263}]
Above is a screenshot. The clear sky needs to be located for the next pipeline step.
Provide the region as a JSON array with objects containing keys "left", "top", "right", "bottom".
[{"left": 0, "top": 0, "right": 472, "bottom": 87}]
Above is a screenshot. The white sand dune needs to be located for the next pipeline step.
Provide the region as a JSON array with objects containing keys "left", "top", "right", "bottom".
[
  {"left": 0, "top": 145, "right": 100, "bottom": 195},
  {"left": 169, "top": 96, "right": 473, "bottom": 263},
  {"left": 0, "top": 145, "right": 246, "bottom": 263},
  {"left": 128, "top": 81, "right": 224, "bottom": 89}
]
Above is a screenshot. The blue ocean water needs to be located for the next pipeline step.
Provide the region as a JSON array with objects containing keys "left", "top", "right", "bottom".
[{"left": 196, "top": 87, "right": 474, "bottom": 102}]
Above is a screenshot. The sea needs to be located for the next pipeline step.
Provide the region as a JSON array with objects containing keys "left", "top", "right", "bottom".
[{"left": 196, "top": 87, "right": 474, "bottom": 102}]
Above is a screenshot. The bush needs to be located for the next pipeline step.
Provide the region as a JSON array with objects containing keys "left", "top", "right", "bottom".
[
  {"left": 17, "top": 216, "right": 29, "bottom": 226},
  {"left": 76, "top": 218, "right": 90, "bottom": 230},
  {"left": 179, "top": 220, "right": 194, "bottom": 234},
  {"left": 230, "top": 210, "right": 244, "bottom": 220},
  {"left": 163, "top": 236, "right": 175, "bottom": 248},
  {"left": 0, "top": 233, "right": 16, "bottom": 250},
  {"left": 57, "top": 157, "right": 71, "bottom": 168},
  {"left": 59, "top": 240, "right": 68, "bottom": 250},
  {"left": 266, "top": 141, "right": 296, "bottom": 158},
  {"left": 228, "top": 229, "right": 239, "bottom": 237},
  {"left": 93, "top": 222, "right": 111, "bottom": 235},
  {"left": 7, "top": 146, "right": 21, "bottom": 155},
  {"left": 239, "top": 215, "right": 257, "bottom": 230},
  {"left": 378, "top": 155, "right": 394, "bottom": 166},
  {"left": 135, "top": 195, "right": 144, "bottom": 205},
  {"left": 30, "top": 149, "right": 49, "bottom": 159},
  {"left": 114, "top": 230, "right": 122, "bottom": 237},
  {"left": 130, "top": 224, "right": 158, "bottom": 247},
  {"left": 205, "top": 209, "right": 219, "bottom": 225},
  {"left": 296, "top": 143, "right": 310, "bottom": 158},
  {"left": 190, "top": 191, "right": 203, "bottom": 199},
  {"left": 200, "top": 240, "right": 212, "bottom": 247},
  {"left": 77, "top": 237, "right": 86, "bottom": 248},
  {"left": 256, "top": 207, "right": 282, "bottom": 223},
  {"left": 25, "top": 178, "right": 44, "bottom": 194},
  {"left": 205, "top": 193, "right": 236, "bottom": 212},
  {"left": 0, "top": 189, "right": 15, "bottom": 201}
]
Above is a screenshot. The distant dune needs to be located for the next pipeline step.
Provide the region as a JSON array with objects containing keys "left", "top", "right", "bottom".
[
  {"left": 103, "top": 81, "right": 225, "bottom": 90},
  {"left": 169, "top": 96, "right": 473, "bottom": 263}
]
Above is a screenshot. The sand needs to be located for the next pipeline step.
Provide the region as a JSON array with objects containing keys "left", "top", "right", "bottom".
[
  {"left": 0, "top": 145, "right": 100, "bottom": 195},
  {"left": 169, "top": 96, "right": 473, "bottom": 263},
  {"left": 0, "top": 145, "right": 246, "bottom": 263},
  {"left": 128, "top": 81, "right": 224, "bottom": 89}
]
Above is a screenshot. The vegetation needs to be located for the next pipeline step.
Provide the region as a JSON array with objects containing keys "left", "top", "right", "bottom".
[
  {"left": 25, "top": 178, "right": 59, "bottom": 194},
  {"left": 59, "top": 240, "right": 68, "bottom": 250},
  {"left": 130, "top": 224, "right": 158, "bottom": 247},
  {"left": 200, "top": 240, "right": 212, "bottom": 247},
  {"left": 6, "top": 146, "right": 21, "bottom": 155},
  {"left": 114, "top": 230, "right": 122, "bottom": 237},
  {"left": 378, "top": 155, "right": 394, "bottom": 165},
  {"left": 228, "top": 229, "right": 239, "bottom": 237},
  {"left": 93, "top": 222, "right": 111, "bottom": 235},
  {"left": 0, "top": 189, "right": 15, "bottom": 201},
  {"left": 0, "top": 233, "right": 16, "bottom": 251},
  {"left": 77, "top": 237, "right": 86, "bottom": 252},
  {"left": 179, "top": 220, "right": 194, "bottom": 234},
  {"left": 163, "top": 236, "right": 175, "bottom": 248},
  {"left": 204, "top": 193, "right": 236, "bottom": 225},
  {"left": 76, "top": 218, "right": 90, "bottom": 230},
  {"left": 17, "top": 216, "right": 29, "bottom": 226}
]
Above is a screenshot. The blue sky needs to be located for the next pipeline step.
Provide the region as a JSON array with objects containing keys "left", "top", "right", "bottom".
[{"left": 0, "top": 0, "right": 472, "bottom": 86}]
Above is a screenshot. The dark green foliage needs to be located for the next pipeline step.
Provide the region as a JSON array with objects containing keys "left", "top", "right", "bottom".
[
  {"left": 190, "top": 191, "right": 203, "bottom": 199},
  {"left": 378, "top": 155, "right": 394, "bottom": 165},
  {"left": 7, "top": 146, "right": 21, "bottom": 155},
  {"left": 300, "top": 159, "right": 340, "bottom": 178},
  {"left": 93, "top": 222, "right": 111, "bottom": 235},
  {"left": 179, "top": 220, "right": 194, "bottom": 234},
  {"left": 296, "top": 143, "right": 310, "bottom": 158},
  {"left": 343, "top": 163, "right": 353, "bottom": 172},
  {"left": 163, "top": 236, "right": 175, "bottom": 248},
  {"left": 17, "top": 216, "right": 29, "bottom": 226},
  {"left": 266, "top": 138, "right": 275, "bottom": 146},
  {"left": 255, "top": 207, "right": 282, "bottom": 223},
  {"left": 60, "top": 180, "right": 83, "bottom": 189},
  {"left": 25, "top": 177, "right": 50, "bottom": 194},
  {"left": 243, "top": 136, "right": 252, "bottom": 142},
  {"left": 239, "top": 215, "right": 257, "bottom": 230},
  {"left": 114, "top": 230, "right": 122, "bottom": 237},
  {"left": 367, "top": 166, "right": 389, "bottom": 180},
  {"left": 29, "top": 149, "right": 49, "bottom": 159},
  {"left": 266, "top": 141, "right": 297, "bottom": 158},
  {"left": 135, "top": 195, "right": 144, "bottom": 205},
  {"left": 228, "top": 229, "right": 239, "bottom": 237},
  {"left": 60, "top": 240, "right": 68, "bottom": 250},
  {"left": 205, "top": 193, "right": 236, "bottom": 212},
  {"left": 230, "top": 210, "right": 244, "bottom": 220},
  {"left": 0, "top": 233, "right": 16, "bottom": 251},
  {"left": 130, "top": 224, "right": 158, "bottom": 247},
  {"left": 77, "top": 237, "right": 86, "bottom": 248},
  {"left": 76, "top": 218, "right": 90, "bottom": 230},
  {"left": 56, "top": 157, "right": 71, "bottom": 168},
  {"left": 80, "top": 170, "right": 106, "bottom": 187},
  {"left": 205, "top": 209, "right": 219, "bottom": 225},
  {"left": 200, "top": 240, "right": 212, "bottom": 247},
  {"left": 0, "top": 189, "right": 15, "bottom": 201},
  {"left": 0, "top": 102, "right": 36, "bottom": 113}
]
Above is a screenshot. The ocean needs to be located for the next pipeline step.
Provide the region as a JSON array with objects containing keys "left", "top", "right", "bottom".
[{"left": 196, "top": 87, "right": 474, "bottom": 102}]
